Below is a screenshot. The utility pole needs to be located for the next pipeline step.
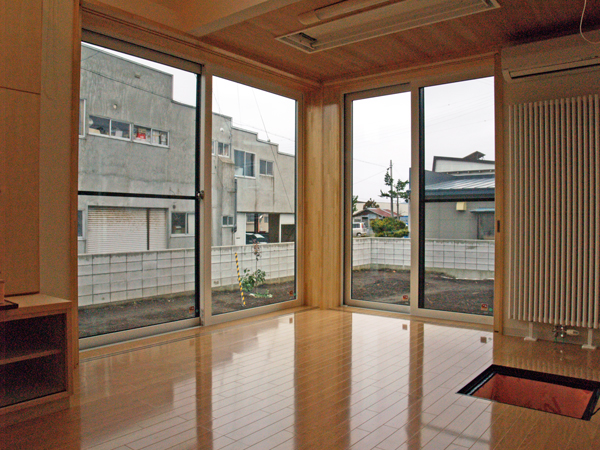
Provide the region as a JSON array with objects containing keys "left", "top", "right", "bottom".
[{"left": 389, "top": 160, "right": 394, "bottom": 219}]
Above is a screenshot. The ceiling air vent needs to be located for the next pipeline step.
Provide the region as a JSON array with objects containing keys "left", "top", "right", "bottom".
[{"left": 277, "top": 0, "right": 500, "bottom": 53}]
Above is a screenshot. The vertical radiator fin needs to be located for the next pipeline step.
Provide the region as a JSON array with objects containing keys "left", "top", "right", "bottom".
[{"left": 509, "top": 95, "right": 600, "bottom": 328}]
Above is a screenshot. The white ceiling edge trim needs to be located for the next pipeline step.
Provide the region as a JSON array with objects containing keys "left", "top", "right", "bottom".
[
  {"left": 278, "top": 0, "right": 500, "bottom": 53},
  {"left": 298, "top": 0, "right": 391, "bottom": 26}
]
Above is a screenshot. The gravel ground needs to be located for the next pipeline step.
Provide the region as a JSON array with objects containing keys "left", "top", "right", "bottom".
[{"left": 79, "top": 270, "right": 493, "bottom": 338}]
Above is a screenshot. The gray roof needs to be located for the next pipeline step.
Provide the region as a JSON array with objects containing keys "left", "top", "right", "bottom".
[
  {"left": 425, "top": 177, "right": 495, "bottom": 191},
  {"left": 425, "top": 175, "right": 495, "bottom": 200}
]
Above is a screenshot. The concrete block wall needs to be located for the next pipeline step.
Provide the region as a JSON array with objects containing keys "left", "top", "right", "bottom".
[
  {"left": 78, "top": 249, "right": 195, "bottom": 306},
  {"left": 210, "top": 243, "right": 295, "bottom": 289},
  {"left": 424, "top": 240, "right": 495, "bottom": 272},
  {"left": 79, "top": 244, "right": 294, "bottom": 306},
  {"left": 78, "top": 239, "right": 492, "bottom": 306},
  {"left": 370, "top": 238, "right": 412, "bottom": 268},
  {"left": 352, "top": 238, "right": 494, "bottom": 278}
]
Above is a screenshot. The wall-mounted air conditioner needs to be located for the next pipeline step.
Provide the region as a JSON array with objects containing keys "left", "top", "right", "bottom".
[{"left": 502, "top": 30, "right": 600, "bottom": 82}]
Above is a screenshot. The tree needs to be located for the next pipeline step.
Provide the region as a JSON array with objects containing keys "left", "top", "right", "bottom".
[
  {"left": 379, "top": 168, "right": 408, "bottom": 219},
  {"left": 352, "top": 195, "right": 358, "bottom": 212},
  {"left": 363, "top": 198, "right": 379, "bottom": 209},
  {"left": 394, "top": 178, "right": 409, "bottom": 216},
  {"left": 371, "top": 217, "right": 408, "bottom": 238},
  {"left": 379, "top": 171, "right": 396, "bottom": 217}
]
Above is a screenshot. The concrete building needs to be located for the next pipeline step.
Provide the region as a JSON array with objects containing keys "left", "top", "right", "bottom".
[{"left": 78, "top": 44, "right": 295, "bottom": 254}]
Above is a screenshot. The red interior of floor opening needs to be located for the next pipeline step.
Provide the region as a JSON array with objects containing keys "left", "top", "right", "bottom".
[{"left": 472, "top": 374, "right": 594, "bottom": 419}]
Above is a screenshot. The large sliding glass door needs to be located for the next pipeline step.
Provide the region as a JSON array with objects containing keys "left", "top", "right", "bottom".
[
  {"left": 208, "top": 77, "right": 299, "bottom": 320},
  {"left": 78, "top": 40, "right": 201, "bottom": 342},
  {"left": 419, "top": 77, "right": 495, "bottom": 317},
  {"left": 345, "top": 86, "right": 412, "bottom": 312},
  {"left": 345, "top": 74, "right": 495, "bottom": 323}
]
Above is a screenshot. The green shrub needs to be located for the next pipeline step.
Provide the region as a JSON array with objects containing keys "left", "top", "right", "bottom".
[
  {"left": 371, "top": 217, "right": 408, "bottom": 238},
  {"left": 241, "top": 268, "right": 266, "bottom": 292}
]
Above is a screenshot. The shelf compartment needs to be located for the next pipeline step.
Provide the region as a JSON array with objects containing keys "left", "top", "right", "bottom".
[
  {"left": 0, "top": 355, "right": 67, "bottom": 408},
  {"left": 0, "top": 348, "right": 62, "bottom": 366}
]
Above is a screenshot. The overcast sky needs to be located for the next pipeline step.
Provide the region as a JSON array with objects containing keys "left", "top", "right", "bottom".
[
  {"left": 353, "top": 77, "right": 494, "bottom": 203},
  {"left": 86, "top": 44, "right": 493, "bottom": 203}
]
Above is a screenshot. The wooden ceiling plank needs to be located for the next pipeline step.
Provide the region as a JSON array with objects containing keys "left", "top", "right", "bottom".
[{"left": 85, "top": 0, "right": 600, "bottom": 84}]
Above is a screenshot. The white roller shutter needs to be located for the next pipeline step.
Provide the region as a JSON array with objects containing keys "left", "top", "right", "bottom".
[
  {"left": 88, "top": 207, "right": 147, "bottom": 254},
  {"left": 149, "top": 209, "right": 166, "bottom": 250}
]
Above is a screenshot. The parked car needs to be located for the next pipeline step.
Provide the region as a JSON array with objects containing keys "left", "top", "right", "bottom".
[
  {"left": 246, "top": 233, "right": 269, "bottom": 244},
  {"left": 352, "top": 222, "right": 366, "bottom": 237}
]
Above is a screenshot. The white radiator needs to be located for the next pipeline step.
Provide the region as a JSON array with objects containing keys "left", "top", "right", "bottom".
[{"left": 509, "top": 95, "right": 600, "bottom": 328}]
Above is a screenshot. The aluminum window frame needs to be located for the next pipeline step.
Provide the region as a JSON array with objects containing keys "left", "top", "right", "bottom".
[
  {"left": 342, "top": 64, "right": 496, "bottom": 327},
  {"left": 78, "top": 31, "right": 203, "bottom": 349}
]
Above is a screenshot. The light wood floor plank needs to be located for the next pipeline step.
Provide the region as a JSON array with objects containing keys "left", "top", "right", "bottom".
[{"left": 3, "top": 310, "right": 600, "bottom": 450}]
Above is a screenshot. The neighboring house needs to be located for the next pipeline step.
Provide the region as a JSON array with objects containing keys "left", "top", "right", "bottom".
[
  {"left": 78, "top": 44, "right": 295, "bottom": 254},
  {"left": 424, "top": 152, "right": 495, "bottom": 240},
  {"left": 355, "top": 201, "right": 409, "bottom": 217},
  {"left": 353, "top": 207, "right": 404, "bottom": 230},
  {"left": 432, "top": 151, "right": 495, "bottom": 175}
]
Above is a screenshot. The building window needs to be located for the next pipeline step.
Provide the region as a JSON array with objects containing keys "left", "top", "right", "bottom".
[
  {"left": 222, "top": 215, "right": 234, "bottom": 227},
  {"left": 133, "top": 125, "right": 169, "bottom": 147},
  {"left": 152, "top": 129, "right": 169, "bottom": 146},
  {"left": 77, "top": 210, "right": 84, "bottom": 237},
  {"left": 79, "top": 99, "right": 86, "bottom": 137},
  {"left": 234, "top": 150, "right": 255, "bottom": 177},
  {"left": 133, "top": 125, "right": 150, "bottom": 142},
  {"left": 88, "top": 115, "right": 110, "bottom": 136},
  {"left": 171, "top": 212, "right": 195, "bottom": 235},
  {"left": 259, "top": 159, "right": 274, "bottom": 176},
  {"left": 88, "top": 115, "right": 135, "bottom": 141},
  {"left": 213, "top": 140, "right": 230, "bottom": 157},
  {"left": 111, "top": 120, "right": 131, "bottom": 140}
]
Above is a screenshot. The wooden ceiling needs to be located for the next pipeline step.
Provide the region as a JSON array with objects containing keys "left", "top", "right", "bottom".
[{"left": 195, "top": 0, "right": 600, "bottom": 83}]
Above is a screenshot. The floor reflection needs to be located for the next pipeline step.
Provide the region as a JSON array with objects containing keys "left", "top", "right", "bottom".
[{"left": 6, "top": 310, "right": 600, "bottom": 449}]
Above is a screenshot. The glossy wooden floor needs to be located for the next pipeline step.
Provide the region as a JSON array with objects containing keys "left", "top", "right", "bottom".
[{"left": 3, "top": 309, "right": 600, "bottom": 449}]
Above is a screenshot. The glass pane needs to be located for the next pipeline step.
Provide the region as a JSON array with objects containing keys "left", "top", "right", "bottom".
[
  {"left": 187, "top": 213, "right": 195, "bottom": 235},
  {"left": 152, "top": 129, "right": 169, "bottom": 147},
  {"left": 351, "top": 91, "right": 411, "bottom": 307},
  {"left": 89, "top": 116, "right": 109, "bottom": 136},
  {"left": 245, "top": 153, "right": 255, "bottom": 177},
  {"left": 79, "top": 99, "right": 86, "bottom": 136},
  {"left": 79, "top": 43, "right": 197, "bottom": 197},
  {"left": 111, "top": 120, "right": 130, "bottom": 139},
  {"left": 422, "top": 77, "right": 495, "bottom": 316},
  {"left": 212, "top": 77, "right": 297, "bottom": 315},
  {"left": 78, "top": 42, "right": 198, "bottom": 338},
  {"left": 77, "top": 210, "right": 83, "bottom": 237},
  {"left": 171, "top": 212, "right": 186, "bottom": 234},
  {"left": 234, "top": 150, "right": 244, "bottom": 176},
  {"left": 133, "top": 125, "right": 151, "bottom": 143}
]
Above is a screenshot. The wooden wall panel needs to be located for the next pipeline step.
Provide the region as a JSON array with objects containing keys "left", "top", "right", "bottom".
[
  {"left": 302, "top": 87, "right": 344, "bottom": 309},
  {"left": 0, "top": 89, "right": 41, "bottom": 295},
  {"left": 302, "top": 89, "right": 324, "bottom": 307},
  {"left": 0, "top": 0, "right": 43, "bottom": 93},
  {"left": 321, "top": 87, "right": 343, "bottom": 309},
  {"left": 39, "top": 0, "right": 78, "bottom": 302}
]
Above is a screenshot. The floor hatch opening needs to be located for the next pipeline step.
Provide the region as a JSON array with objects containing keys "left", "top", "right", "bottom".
[{"left": 458, "top": 364, "right": 600, "bottom": 420}]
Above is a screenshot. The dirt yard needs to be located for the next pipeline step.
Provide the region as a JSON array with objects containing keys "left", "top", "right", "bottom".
[
  {"left": 79, "top": 270, "right": 493, "bottom": 338},
  {"left": 351, "top": 269, "right": 494, "bottom": 315}
]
